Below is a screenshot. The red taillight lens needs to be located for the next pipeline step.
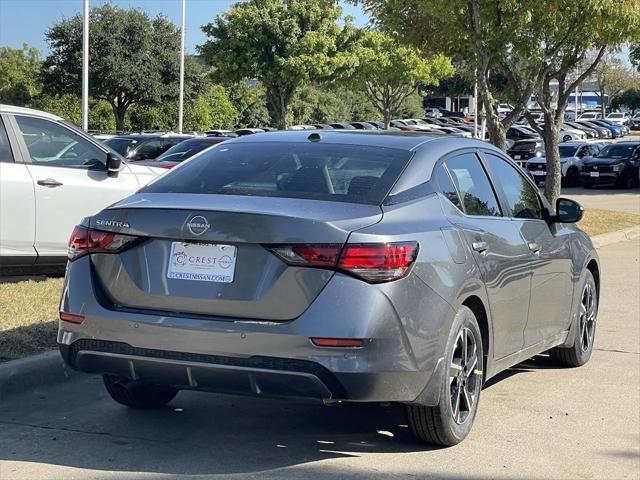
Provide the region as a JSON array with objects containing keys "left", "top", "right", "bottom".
[
  {"left": 67, "top": 225, "right": 139, "bottom": 261},
  {"left": 60, "top": 311, "right": 85, "bottom": 324},
  {"left": 269, "top": 242, "right": 418, "bottom": 283},
  {"left": 338, "top": 242, "right": 419, "bottom": 283},
  {"left": 269, "top": 245, "right": 341, "bottom": 267}
]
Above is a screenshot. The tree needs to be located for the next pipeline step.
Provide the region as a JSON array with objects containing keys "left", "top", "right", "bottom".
[
  {"left": 358, "top": 0, "right": 542, "bottom": 150},
  {"left": 361, "top": 0, "right": 640, "bottom": 204},
  {"left": 611, "top": 88, "right": 640, "bottom": 114},
  {"left": 631, "top": 44, "right": 640, "bottom": 72},
  {"left": 516, "top": 1, "right": 640, "bottom": 204},
  {"left": 351, "top": 31, "right": 453, "bottom": 128},
  {"left": 200, "top": 0, "right": 359, "bottom": 129},
  {"left": 184, "top": 85, "right": 239, "bottom": 131},
  {"left": 0, "top": 45, "right": 42, "bottom": 105},
  {"left": 42, "top": 4, "right": 206, "bottom": 131},
  {"left": 226, "top": 82, "right": 271, "bottom": 128},
  {"left": 592, "top": 53, "right": 638, "bottom": 116}
]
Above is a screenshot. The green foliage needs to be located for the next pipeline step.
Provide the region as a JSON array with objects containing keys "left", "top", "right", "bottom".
[
  {"left": 42, "top": 4, "right": 207, "bottom": 130},
  {"left": 631, "top": 44, "right": 640, "bottom": 73},
  {"left": 32, "top": 94, "right": 116, "bottom": 131},
  {"left": 0, "top": 45, "right": 42, "bottom": 105},
  {"left": 352, "top": 30, "right": 453, "bottom": 127},
  {"left": 200, "top": 0, "right": 360, "bottom": 129},
  {"left": 184, "top": 85, "right": 239, "bottom": 131},
  {"left": 226, "top": 82, "right": 271, "bottom": 128},
  {"left": 397, "top": 91, "right": 425, "bottom": 118},
  {"left": 611, "top": 89, "right": 640, "bottom": 113}
]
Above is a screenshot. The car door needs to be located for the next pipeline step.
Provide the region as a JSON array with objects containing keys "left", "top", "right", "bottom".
[
  {"left": 439, "top": 152, "right": 532, "bottom": 359},
  {"left": 11, "top": 114, "right": 140, "bottom": 262},
  {"left": 481, "top": 152, "right": 573, "bottom": 346},
  {"left": 0, "top": 114, "right": 37, "bottom": 266}
]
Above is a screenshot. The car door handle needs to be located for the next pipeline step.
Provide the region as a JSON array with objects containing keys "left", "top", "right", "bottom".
[
  {"left": 528, "top": 242, "right": 541, "bottom": 254},
  {"left": 37, "top": 178, "right": 63, "bottom": 187},
  {"left": 472, "top": 241, "right": 488, "bottom": 253}
]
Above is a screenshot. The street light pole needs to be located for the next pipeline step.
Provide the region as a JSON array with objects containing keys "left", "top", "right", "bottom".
[
  {"left": 82, "top": 0, "right": 89, "bottom": 132},
  {"left": 177, "top": 0, "right": 186, "bottom": 134}
]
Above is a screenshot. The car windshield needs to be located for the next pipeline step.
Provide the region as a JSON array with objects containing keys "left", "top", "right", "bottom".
[
  {"left": 596, "top": 144, "right": 638, "bottom": 158},
  {"left": 608, "top": 113, "right": 624, "bottom": 118},
  {"left": 104, "top": 137, "right": 139, "bottom": 155},
  {"left": 559, "top": 145, "right": 580, "bottom": 157},
  {"left": 155, "top": 139, "right": 220, "bottom": 162},
  {"left": 142, "top": 141, "right": 413, "bottom": 205}
]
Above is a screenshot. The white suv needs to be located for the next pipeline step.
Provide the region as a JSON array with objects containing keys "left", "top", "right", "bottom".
[
  {"left": 0, "top": 105, "right": 164, "bottom": 272},
  {"left": 605, "top": 112, "right": 630, "bottom": 126}
]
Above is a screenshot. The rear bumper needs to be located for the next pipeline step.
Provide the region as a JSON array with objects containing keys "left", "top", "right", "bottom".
[
  {"left": 59, "top": 338, "right": 439, "bottom": 404},
  {"left": 58, "top": 256, "right": 453, "bottom": 406}
]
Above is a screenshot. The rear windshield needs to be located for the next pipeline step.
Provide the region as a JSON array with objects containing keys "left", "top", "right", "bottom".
[
  {"left": 104, "top": 137, "right": 139, "bottom": 155},
  {"left": 156, "top": 139, "right": 221, "bottom": 162},
  {"left": 142, "top": 141, "right": 413, "bottom": 205}
]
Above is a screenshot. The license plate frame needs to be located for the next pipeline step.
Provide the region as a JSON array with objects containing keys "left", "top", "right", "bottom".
[{"left": 167, "top": 242, "right": 237, "bottom": 283}]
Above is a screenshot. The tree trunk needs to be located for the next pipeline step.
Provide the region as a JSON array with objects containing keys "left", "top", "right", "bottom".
[
  {"left": 111, "top": 102, "right": 128, "bottom": 133},
  {"left": 476, "top": 68, "right": 508, "bottom": 150},
  {"left": 265, "top": 87, "right": 289, "bottom": 130},
  {"left": 542, "top": 115, "right": 562, "bottom": 206},
  {"left": 600, "top": 87, "right": 606, "bottom": 118},
  {"left": 383, "top": 108, "right": 391, "bottom": 130}
]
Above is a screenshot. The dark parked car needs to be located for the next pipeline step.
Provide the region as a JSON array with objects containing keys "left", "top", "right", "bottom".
[
  {"left": 350, "top": 121, "right": 378, "bottom": 130},
  {"left": 581, "top": 141, "right": 640, "bottom": 189},
  {"left": 631, "top": 114, "right": 640, "bottom": 130},
  {"left": 507, "top": 126, "right": 539, "bottom": 142},
  {"left": 104, "top": 134, "right": 193, "bottom": 161},
  {"left": 507, "top": 138, "right": 545, "bottom": 167},
  {"left": 59, "top": 131, "right": 599, "bottom": 447},
  {"left": 135, "top": 137, "right": 230, "bottom": 169},
  {"left": 329, "top": 123, "right": 355, "bottom": 130}
]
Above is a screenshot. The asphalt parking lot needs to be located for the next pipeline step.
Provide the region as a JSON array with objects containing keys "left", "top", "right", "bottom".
[{"left": 0, "top": 238, "right": 638, "bottom": 480}]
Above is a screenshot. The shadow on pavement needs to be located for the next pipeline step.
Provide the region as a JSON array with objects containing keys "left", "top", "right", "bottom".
[{"left": 0, "top": 355, "right": 563, "bottom": 478}]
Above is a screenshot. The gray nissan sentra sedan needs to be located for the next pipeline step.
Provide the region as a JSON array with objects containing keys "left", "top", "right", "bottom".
[{"left": 58, "top": 131, "right": 600, "bottom": 446}]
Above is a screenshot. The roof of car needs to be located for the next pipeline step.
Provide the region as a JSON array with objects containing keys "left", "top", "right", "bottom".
[
  {"left": 224, "top": 129, "right": 489, "bottom": 152},
  {"left": 0, "top": 104, "right": 63, "bottom": 121}
]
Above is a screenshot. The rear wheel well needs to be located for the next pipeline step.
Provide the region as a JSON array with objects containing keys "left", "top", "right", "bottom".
[
  {"left": 462, "top": 296, "right": 489, "bottom": 376},
  {"left": 587, "top": 259, "right": 600, "bottom": 300}
]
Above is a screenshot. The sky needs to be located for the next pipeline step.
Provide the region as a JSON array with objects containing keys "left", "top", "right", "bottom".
[{"left": 0, "top": 0, "right": 371, "bottom": 54}]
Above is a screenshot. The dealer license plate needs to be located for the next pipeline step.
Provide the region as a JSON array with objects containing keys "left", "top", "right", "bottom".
[{"left": 167, "top": 242, "right": 237, "bottom": 283}]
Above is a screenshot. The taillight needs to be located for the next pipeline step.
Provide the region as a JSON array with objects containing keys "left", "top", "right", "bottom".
[
  {"left": 269, "top": 242, "right": 418, "bottom": 283},
  {"left": 339, "top": 242, "right": 418, "bottom": 283},
  {"left": 67, "top": 225, "right": 139, "bottom": 261},
  {"left": 270, "top": 245, "right": 341, "bottom": 267}
]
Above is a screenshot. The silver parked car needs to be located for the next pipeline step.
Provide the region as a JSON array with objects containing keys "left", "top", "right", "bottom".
[{"left": 58, "top": 131, "right": 600, "bottom": 446}]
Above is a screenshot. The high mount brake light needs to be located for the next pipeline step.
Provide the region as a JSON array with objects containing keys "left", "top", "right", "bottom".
[
  {"left": 269, "top": 242, "right": 418, "bottom": 283},
  {"left": 67, "top": 225, "right": 139, "bottom": 261}
]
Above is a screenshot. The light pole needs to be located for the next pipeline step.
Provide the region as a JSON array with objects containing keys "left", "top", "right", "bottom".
[
  {"left": 82, "top": 0, "right": 89, "bottom": 131},
  {"left": 177, "top": 0, "right": 186, "bottom": 133}
]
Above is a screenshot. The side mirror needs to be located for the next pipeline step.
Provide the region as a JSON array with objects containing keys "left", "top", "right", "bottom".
[
  {"left": 106, "top": 152, "right": 121, "bottom": 178},
  {"left": 555, "top": 198, "right": 584, "bottom": 223}
]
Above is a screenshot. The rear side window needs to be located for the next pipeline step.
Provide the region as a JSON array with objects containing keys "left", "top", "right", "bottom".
[
  {"left": 484, "top": 154, "right": 543, "bottom": 220},
  {"left": 0, "top": 118, "right": 14, "bottom": 162},
  {"left": 433, "top": 164, "right": 462, "bottom": 210},
  {"left": 445, "top": 153, "right": 501, "bottom": 217},
  {"left": 142, "top": 142, "right": 413, "bottom": 205}
]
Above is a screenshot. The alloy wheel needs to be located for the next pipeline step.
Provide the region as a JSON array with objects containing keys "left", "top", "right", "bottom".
[
  {"left": 579, "top": 283, "right": 597, "bottom": 352},
  {"left": 449, "top": 327, "right": 480, "bottom": 424}
]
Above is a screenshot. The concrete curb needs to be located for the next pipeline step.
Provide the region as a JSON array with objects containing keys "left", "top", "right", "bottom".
[
  {"left": 0, "top": 350, "right": 78, "bottom": 399},
  {"left": 592, "top": 225, "right": 640, "bottom": 250},
  {"left": 0, "top": 224, "right": 637, "bottom": 398}
]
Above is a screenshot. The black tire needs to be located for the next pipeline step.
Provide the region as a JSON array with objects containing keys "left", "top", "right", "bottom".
[
  {"left": 564, "top": 167, "right": 580, "bottom": 188},
  {"left": 103, "top": 374, "right": 178, "bottom": 409},
  {"left": 406, "top": 306, "right": 484, "bottom": 446},
  {"left": 562, "top": 135, "right": 572, "bottom": 142},
  {"left": 549, "top": 270, "right": 597, "bottom": 367}
]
